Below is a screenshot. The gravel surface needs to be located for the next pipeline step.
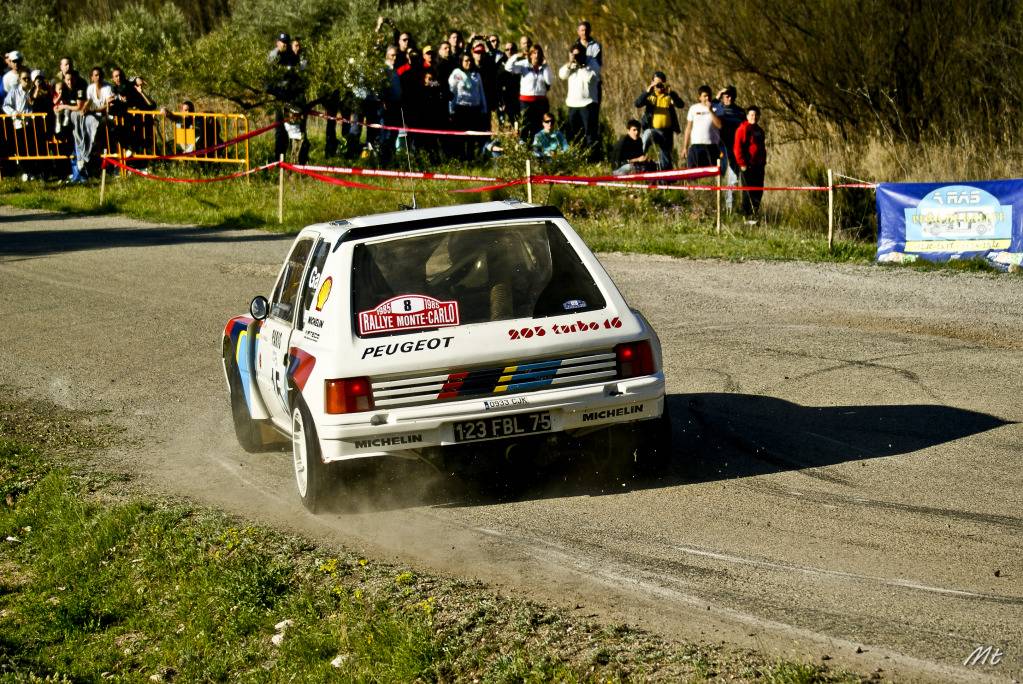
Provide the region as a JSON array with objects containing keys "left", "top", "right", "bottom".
[{"left": 1, "top": 205, "right": 1020, "bottom": 682}]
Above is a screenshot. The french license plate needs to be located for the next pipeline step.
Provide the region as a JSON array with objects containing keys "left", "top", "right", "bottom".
[{"left": 452, "top": 411, "right": 552, "bottom": 443}]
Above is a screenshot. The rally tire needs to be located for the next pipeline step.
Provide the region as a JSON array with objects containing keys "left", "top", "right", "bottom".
[
  {"left": 292, "top": 398, "right": 333, "bottom": 513},
  {"left": 229, "top": 360, "right": 267, "bottom": 453}
]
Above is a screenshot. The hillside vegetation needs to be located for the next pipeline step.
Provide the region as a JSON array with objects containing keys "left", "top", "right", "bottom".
[{"left": 6, "top": 0, "right": 1023, "bottom": 238}]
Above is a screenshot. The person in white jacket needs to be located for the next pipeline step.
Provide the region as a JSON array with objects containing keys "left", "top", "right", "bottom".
[
  {"left": 558, "top": 43, "right": 600, "bottom": 156},
  {"left": 505, "top": 44, "right": 551, "bottom": 143}
]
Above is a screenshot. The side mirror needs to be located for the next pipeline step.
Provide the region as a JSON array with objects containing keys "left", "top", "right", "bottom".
[{"left": 249, "top": 295, "right": 269, "bottom": 320}]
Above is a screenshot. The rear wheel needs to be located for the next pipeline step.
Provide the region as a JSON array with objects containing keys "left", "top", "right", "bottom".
[
  {"left": 228, "top": 361, "right": 266, "bottom": 453},
  {"left": 292, "top": 398, "right": 333, "bottom": 512}
]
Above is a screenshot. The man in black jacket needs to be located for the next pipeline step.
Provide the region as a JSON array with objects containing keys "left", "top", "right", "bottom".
[
  {"left": 634, "top": 70, "right": 684, "bottom": 170},
  {"left": 611, "top": 119, "right": 655, "bottom": 175}
]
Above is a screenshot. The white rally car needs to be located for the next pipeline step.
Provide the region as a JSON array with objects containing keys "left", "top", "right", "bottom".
[{"left": 222, "top": 200, "right": 670, "bottom": 511}]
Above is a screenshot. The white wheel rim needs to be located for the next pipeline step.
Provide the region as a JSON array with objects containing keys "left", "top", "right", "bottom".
[{"left": 292, "top": 408, "right": 308, "bottom": 497}]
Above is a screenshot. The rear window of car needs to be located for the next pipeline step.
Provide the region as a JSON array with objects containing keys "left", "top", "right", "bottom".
[{"left": 351, "top": 221, "right": 606, "bottom": 337}]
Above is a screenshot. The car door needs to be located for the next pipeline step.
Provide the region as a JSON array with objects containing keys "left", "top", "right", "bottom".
[{"left": 257, "top": 234, "right": 316, "bottom": 428}]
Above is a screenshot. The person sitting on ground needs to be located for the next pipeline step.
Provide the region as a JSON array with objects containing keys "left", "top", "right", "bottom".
[
  {"left": 532, "top": 114, "right": 568, "bottom": 159},
  {"left": 611, "top": 118, "right": 656, "bottom": 175}
]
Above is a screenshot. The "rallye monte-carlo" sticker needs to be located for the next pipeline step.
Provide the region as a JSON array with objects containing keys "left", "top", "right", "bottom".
[{"left": 358, "top": 294, "right": 460, "bottom": 336}]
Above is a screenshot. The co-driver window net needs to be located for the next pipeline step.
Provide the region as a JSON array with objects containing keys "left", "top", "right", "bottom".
[{"left": 352, "top": 222, "right": 606, "bottom": 337}]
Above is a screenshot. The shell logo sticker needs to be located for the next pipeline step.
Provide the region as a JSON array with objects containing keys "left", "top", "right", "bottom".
[
  {"left": 358, "top": 294, "right": 460, "bottom": 336},
  {"left": 315, "top": 277, "right": 332, "bottom": 311}
]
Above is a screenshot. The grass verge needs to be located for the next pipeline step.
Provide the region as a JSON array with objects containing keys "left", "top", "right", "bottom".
[
  {"left": 0, "top": 393, "right": 857, "bottom": 682},
  {"left": 0, "top": 160, "right": 877, "bottom": 265}
]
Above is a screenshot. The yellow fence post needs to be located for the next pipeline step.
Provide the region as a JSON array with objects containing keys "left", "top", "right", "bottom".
[{"left": 100, "top": 163, "right": 107, "bottom": 205}]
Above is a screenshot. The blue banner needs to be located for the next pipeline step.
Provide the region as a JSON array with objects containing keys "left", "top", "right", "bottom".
[{"left": 876, "top": 179, "right": 1023, "bottom": 268}]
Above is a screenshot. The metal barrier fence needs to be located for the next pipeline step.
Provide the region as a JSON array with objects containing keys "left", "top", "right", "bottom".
[
  {"left": 102, "top": 110, "right": 250, "bottom": 166},
  {"left": 1, "top": 111, "right": 250, "bottom": 169},
  {"left": 0, "top": 113, "right": 71, "bottom": 161}
]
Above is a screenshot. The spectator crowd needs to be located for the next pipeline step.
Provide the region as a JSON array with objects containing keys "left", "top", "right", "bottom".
[
  {"left": 1, "top": 51, "right": 162, "bottom": 182},
  {"left": 2, "top": 19, "right": 767, "bottom": 219}
]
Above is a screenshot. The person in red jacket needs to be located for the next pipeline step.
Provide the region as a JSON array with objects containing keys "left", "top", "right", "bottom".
[{"left": 734, "top": 105, "right": 766, "bottom": 222}]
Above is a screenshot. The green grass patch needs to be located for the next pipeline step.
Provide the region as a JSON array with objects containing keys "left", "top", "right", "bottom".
[
  {"left": 0, "top": 397, "right": 858, "bottom": 682},
  {"left": 1, "top": 157, "right": 876, "bottom": 265}
]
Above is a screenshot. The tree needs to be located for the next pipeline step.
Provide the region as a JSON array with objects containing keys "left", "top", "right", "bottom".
[{"left": 683, "top": 0, "right": 1023, "bottom": 142}]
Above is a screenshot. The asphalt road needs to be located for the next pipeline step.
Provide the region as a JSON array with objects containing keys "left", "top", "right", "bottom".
[{"left": 1, "top": 205, "right": 1020, "bottom": 682}]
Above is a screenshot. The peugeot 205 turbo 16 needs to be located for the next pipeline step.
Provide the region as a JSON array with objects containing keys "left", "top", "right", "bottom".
[{"left": 222, "top": 201, "right": 671, "bottom": 511}]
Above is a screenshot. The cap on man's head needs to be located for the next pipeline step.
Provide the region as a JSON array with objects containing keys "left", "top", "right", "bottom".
[
  {"left": 653, "top": 70, "right": 667, "bottom": 81},
  {"left": 8, "top": 50, "right": 23, "bottom": 62},
  {"left": 30, "top": 69, "right": 42, "bottom": 82},
  {"left": 277, "top": 32, "right": 290, "bottom": 43},
  {"left": 472, "top": 43, "right": 486, "bottom": 54},
  {"left": 724, "top": 84, "right": 737, "bottom": 97}
]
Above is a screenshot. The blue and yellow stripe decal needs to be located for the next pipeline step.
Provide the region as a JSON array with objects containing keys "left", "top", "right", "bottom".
[{"left": 438, "top": 359, "right": 563, "bottom": 399}]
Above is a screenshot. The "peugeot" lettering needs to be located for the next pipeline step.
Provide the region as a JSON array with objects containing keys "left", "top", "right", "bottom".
[{"left": 361, "top": 335, "right": 454, "bottom": 359}]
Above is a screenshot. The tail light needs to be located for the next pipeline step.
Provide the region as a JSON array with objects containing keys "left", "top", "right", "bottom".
[
  {"left": 614, "top": 341, "right": 656, "bottom": 379},
  {"left": 325, "top": 377, "right": 374, "bottom": 414}
]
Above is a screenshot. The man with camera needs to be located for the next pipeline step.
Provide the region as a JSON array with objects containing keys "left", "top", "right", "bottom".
[
  {"left": 634, "top": 71, "right": 684, "bottom": 170},
  {"left": 558, "top": 43, "right": 600, "bottom": 156}
]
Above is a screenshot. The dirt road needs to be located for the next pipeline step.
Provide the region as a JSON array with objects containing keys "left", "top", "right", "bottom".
[{"left": 2, "top": 206, "right": 1020, "bottom": 681}]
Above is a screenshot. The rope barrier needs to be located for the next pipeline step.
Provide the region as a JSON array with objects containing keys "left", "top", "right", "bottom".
[
  {"left": 290, "top": 163, "right": 501, "bottom": 183},
  {"left": 101, "top": 156, "right": 277, "bottom": 182},
  {"left": 100, "top": 155, "right": 876, "bottom": 194},
  {"left": 310, "top": 110, "right": 501, "bottom": 137}
]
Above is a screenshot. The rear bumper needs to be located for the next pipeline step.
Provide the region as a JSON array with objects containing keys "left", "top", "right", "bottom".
[{"left": 317, "top": 374, "right": 665, "bottom": 462}]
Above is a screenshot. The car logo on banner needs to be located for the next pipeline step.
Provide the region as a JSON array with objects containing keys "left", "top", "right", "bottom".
[{"left": 358, "top": 294, "right": 460, "bottom": 336}]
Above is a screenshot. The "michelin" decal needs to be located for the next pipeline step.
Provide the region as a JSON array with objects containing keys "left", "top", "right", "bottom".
[
  {"left": 582, "top": 404, "right": 644, "bottom": 422},
  {"left": 354, "top": 434, "right": 424, "bottom": 449}
]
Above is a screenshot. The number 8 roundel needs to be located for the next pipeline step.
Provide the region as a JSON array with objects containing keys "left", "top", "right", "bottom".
[{"left": 358, "top": 294, "right": 461, "bottom": 335}]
